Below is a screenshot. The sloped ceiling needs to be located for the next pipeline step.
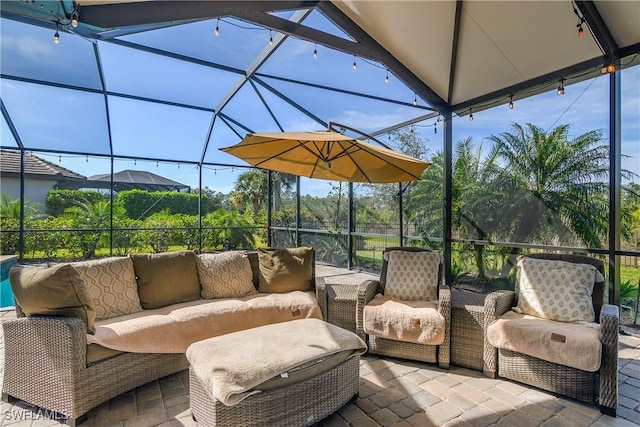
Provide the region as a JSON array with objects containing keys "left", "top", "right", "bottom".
[
  {"left": 331, "top": 0, "right": 640, "bottom": 113},
  {"left": 2, "top": 0, "right": 639, "bottom": 116}
]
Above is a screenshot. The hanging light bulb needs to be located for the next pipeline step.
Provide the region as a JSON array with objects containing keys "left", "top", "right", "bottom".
[
  {"left": 557, "top": 79, "right": 565, "bottom": 95},
  {"left": 508, "top": 95, "right": 514, "bottom": 109},
  {"left": 85, "top": 155, "right": 88, "bottom": 163},
  {"left": 469, "top": 110, "right": 474, "bottom": 121},
  {"left": 578, "top": 25, "right": 584, "bottom": 38},
  {"left": 385, "top": 69, "right": 389, "bottom": 83},
  {"left": 413, "top": 94, "right": 417, "bottom": 107},
  {"left": 214, "top": 18, "right": 220, "bottom": 36},
  {"left": 53, "top": 23, "right": 60, "bottom": 44},
  {"left": 601, "top": 63, "right": 616, "bottom": 74},
  {"left": 434, "top": 124, "right": 437, "bottom": 134},
  {"left": 269, "top": 30, "right": 273, "bottom": 46},
  {"left": 71, "top": 7, "right": 79, "bottom": 28},
  {"left": 352, "top": 55, "right": 357, "bottom": 71},
  {"left": 313, "top": 44, "right": 317, "bottom": 59}
]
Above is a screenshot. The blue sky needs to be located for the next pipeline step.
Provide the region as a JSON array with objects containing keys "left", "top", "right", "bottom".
[{"left": 1, "top": 15, "right": 638, "bottom": 198}]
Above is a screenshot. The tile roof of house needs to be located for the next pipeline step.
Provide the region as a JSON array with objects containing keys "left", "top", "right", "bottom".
[{"left": 0, "top": 150, "right": 86, "bottom": 180}]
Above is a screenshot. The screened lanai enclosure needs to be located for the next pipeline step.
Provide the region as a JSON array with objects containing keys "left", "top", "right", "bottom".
[{"left": 1, "top": 1, "right": 639, "bottom": 308}]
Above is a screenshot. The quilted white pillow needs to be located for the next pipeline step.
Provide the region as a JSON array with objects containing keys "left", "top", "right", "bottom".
[
  {"left": 384, "top": 250, "right": 441, "bottom": 301},
  {"left": 197, "top": 251, "right": 257, "bottom": 299},
  {"left": 72, "top": 257, "right": 142, "bottom": 321},
  {"left": 515, "top": 257, "right": 604, "bottom": 322}
]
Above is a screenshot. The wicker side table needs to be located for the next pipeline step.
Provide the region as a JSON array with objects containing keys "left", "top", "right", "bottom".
[
  {"left": 325, "top": 283, "right": 359, "bottom": 333},
  {"left": 450, "top": 289, "right": 488, "bottom": 373}
]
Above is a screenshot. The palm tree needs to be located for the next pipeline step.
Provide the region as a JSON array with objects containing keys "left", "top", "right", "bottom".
[
  {"left": 487, "top": 123, "right": 621, "bottom": 250},
  {"left": 409, "top": 137, "right": 501, "bottom": 279},
  {"left": 230, "top": 170, "right": 268, "bottom": 216},
  {"left": 64, "top": 197, "right": 111, "bottom": 259}
]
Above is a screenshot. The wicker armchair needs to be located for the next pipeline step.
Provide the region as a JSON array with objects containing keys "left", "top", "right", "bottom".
[
  {"left": 485, "top": 253, "right": 618, "bottom": 415},
  {"left": 355, "top": 247, "right": 451, "bottom": 368}
]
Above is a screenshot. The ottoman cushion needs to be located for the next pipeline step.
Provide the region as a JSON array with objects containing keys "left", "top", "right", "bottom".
[{"left": 186, "top": 318, "right": 366, "bottom": 406}]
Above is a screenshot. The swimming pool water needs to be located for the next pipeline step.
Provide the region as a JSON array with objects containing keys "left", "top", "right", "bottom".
[
  {"left": 1, "top": 256, "right": 17, "bottom": 308},
  {"left": 1, "top": 278, "right": 14, "bottom": 308}
]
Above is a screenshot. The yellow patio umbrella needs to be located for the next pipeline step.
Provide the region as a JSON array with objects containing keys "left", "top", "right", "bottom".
[{"left": 219, "top": 130, "right": 430, "bottom": 183}]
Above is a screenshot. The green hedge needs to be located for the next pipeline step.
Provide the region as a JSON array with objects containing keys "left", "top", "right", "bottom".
[
  {"left": 117, "top": 189, "right": 208, "bottom": 219},
  {"left": 46, "top": 190, "right": 105, "bottom": 216}
]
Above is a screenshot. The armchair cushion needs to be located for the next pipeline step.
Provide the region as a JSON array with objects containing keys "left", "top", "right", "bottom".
[
  {"left": 383, "top": 250, "right": 441, "bottom": 301},
  {"left": 197, "top": 251, "right": 257, "bottom": 299},
  {"left": 487, "top": 310, "right": 601, "bottom": 372},
  {"left": 515, "top": 257, "right": 602, "bottom": 322},
  {"left": 363, "top": 295, "right": 445, "bottom": 345}
]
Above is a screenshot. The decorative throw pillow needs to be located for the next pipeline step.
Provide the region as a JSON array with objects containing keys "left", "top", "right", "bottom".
[
  {"left": 131, "top": 250, "right": 201, "bottom": 309},
  {"left": 197, "top": 251, "right": 257, "bottom": 298},
  {"left": 383, "top": 250, "right": 441, "bottom": 301},
  {"left": 9, "top": 264, "right": 96, "bottom": 334},
  {"left": 515, "top": 257, "right": 603, "bottom": 322},
  {"left": 72, "top": 257, "right": 142, "bottom": 320},
  {"left": 257, "top": 247, "right": 314, "bottom": 293}
]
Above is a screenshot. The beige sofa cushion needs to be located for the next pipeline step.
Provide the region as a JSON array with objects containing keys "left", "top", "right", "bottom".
[
  {"left": 87, "top": 291, "right": 322, "bottom": 353},
  {"left": 72, "top": 257, "right": 142, "bottom": 320},
  {"left": 258, "top": 247, "right": 314, "bottom": 293},
  {"left": 487, "top": 311, "right": 601, "bottom": 372},
  {"left": 363, "top": 295, "right": 445, "bottom": 345},
  {"left": 197, "top": 251, "right": 257, "bottom": 299},
  {"left": 515, "top": 257, "right": 601, "bottom": 322},
  {"left": 9, "top": 264, "right": 96, "bottom": 334},
  {"left": 131, "top": 250, "right": 200, "bottom": 309},
  {"left": 384, "top": 250, "right": 441, "bottom": 301}
]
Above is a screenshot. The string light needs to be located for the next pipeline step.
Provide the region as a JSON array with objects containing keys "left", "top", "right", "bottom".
[
  {"left": 557, "top": 79, "right": 565, "bottom": 95},
  {"left": 601, "top": 63, "right": 616, "bottom": 74},
  {"left": 85, "top": 156, "right": 88, "bottom": 163},
  {"left": 572, "top": 2, "right": 586, "bottom": 38},
  {"left": 352, "top": 55, "right": 357, "bottom": 71},
  {"left": 469, "top": 109, "right": 474, "bottom": 121},
  {"left": 508, "top": 95, "right": 514, "bottom": 109},
  {"left": 59, "top": 155, "right": 62, "bottom": 163},
  {"left": 214, "top": 18, "right": 220, "bottom": 36},
  {"left": 385, "top": 69, "right": 389, "bottom": 83},
  {"left": 413, "top": 93, "right": 417, "bottom": 107},
  {"left": 269, "top": 30, "right": 273, "bottom": 46},
  {"left": 71, "top": 4, "right": 79, "bottom": 28},
  {"left": 313, "top": 44, "right": 317, "bottom": 59},
  {"left": 156, "top": 161, "right": 159, "bottom": 167},
  {"left": 53, "top": 23, "right": 60, "bottom": 44}
]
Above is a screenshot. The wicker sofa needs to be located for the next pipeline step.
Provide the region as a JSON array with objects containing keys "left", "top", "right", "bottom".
[{"left": 2, "top": 248, "right": 324, "bottom": 426}]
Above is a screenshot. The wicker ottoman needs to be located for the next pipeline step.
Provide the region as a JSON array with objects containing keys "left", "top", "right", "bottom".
[{"left": 187, "top": 319, "right": 364, "bottom": 427}]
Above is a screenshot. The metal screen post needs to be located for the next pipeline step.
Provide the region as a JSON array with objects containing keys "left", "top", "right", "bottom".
[{"left": 608, "top": 63, "right": 621, "bottom": 306}]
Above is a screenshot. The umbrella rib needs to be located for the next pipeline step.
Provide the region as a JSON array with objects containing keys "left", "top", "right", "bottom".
[
  {"left": 356, "top": 141, "right": 425, "bottom": 180},
  {"left": 341, "top": 141, "right": 373, "bottom": 182},
  {"left": 253, "top": 142, "right": 302, "bottom": 168}
]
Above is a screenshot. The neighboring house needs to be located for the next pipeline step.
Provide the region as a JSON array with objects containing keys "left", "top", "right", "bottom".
[
  {"left": 84, "top": 170, "right": 190, "bottom": 193},
  {"left": 0, "top": 150, "right": 87, "bottom": 210}
]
